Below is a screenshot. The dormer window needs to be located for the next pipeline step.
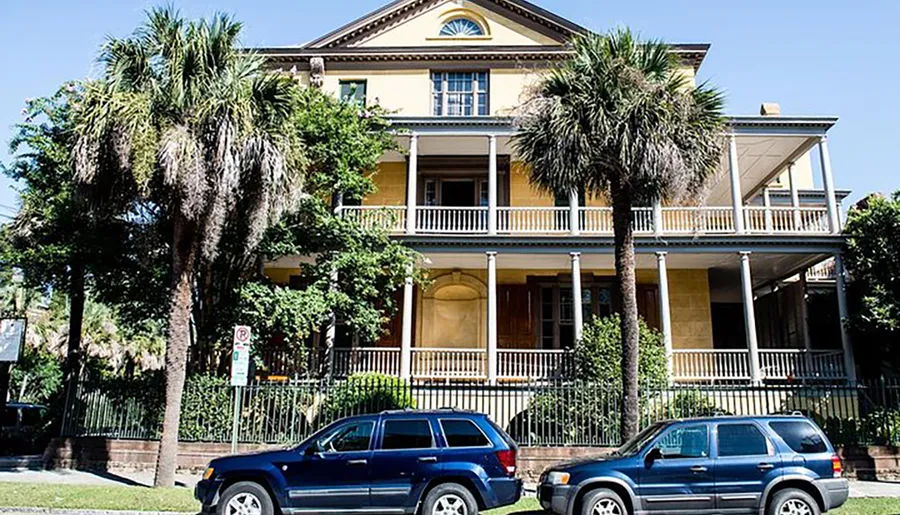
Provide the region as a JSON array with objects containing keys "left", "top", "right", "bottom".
[{"left": 439, "top": 18, "right": 484, "bottom": 37}]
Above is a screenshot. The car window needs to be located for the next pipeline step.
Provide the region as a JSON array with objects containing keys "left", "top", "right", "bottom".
[
  {"left": 618, "top": 422, "right": 666, "bottom": 456},
  {"left": 654, "top": 424, "right": 709, "bottom": 459},
  {"left": 769, "top": 421, "right": 827, "bottom": 453},
  {"left": 20, "top": 407, "right": 45, "bottom": 427},
  {"left": 320, "top": 421, "right": 374, "bottom": 453},
  {"left": 441, "top": 419, "right": 489, "bottom": 447},
  {"left": 718, "top": 423, "right": 770, "bottom": 457},
  {"left": 382, "top": 419, "right": 433, "bottom": 450},
  {"left": 1, "top": 407, "right": 17, "bottom": 427}
]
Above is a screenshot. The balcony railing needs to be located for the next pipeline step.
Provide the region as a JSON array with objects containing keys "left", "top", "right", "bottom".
[
  {"left": 343, "top": 206, "right": 833, "bottom": 236},
  {"left": 806, "top": 258, "right": 837, "bottom": 282},
  {"left": 673, "top": 349, "right": 846, "bottom": 382}
]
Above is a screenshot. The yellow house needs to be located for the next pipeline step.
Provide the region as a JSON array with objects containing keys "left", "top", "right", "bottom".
[{"left": 256, "top": 0, "right": 854, "bottom": 385}]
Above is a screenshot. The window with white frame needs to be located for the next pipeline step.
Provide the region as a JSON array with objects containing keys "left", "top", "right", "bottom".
[{"left": 431, "top": 71, "right": 489, "bottom": 116}]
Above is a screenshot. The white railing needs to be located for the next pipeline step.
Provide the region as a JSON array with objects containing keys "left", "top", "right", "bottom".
[
  {"left": 633, "top": 207, "right": 655, "bottom": 233},
  {"left": 673, "top": 349, "right": 752, "bottom": 381},
  {"left": 744, "top": 207, "right": 830, "bottom": 234},
  {"left": 759, "top": 350, "right": 846, "bottom": 380},
  {"left": 806, "top": 258, "right": 837, "bottom": 281},
  {"left": 341, "top": 206, "right": 406, "bottom": 233},
  {"left": 416, "top": 206, "right": 488, "bottom": 234},
  {"left": 497, "top": 207, "right": 569, "bottom": 234},
  {"left": 333, "top": 347, "right": 400, "bottom": 377},
  {"left": 661, "top": 207, "right": 735, "bottom": 234},
  {"left": 411, "top": 348, "right": 487, "bottom": 379},
  {"left": 497, "top": 349, "right": 574, "bottom": 380}
]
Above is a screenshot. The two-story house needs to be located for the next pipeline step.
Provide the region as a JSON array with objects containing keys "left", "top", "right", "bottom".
[{"left": 256, "top": 0, "right": 854, "bottom": 385}]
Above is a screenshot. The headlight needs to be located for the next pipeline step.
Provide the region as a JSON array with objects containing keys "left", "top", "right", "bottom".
[
  {"left": 546, "top": 471, "right": 570, "bottom": 485},
  {"left": 203, "top": 467, "right": 215, "bottom": 480}
]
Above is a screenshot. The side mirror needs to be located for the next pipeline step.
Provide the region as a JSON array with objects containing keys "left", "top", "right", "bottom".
[
  {"left": 645, "top": 448, "right": 662, "bottom": 465},
  {"left": 304, "top": 444, "right": 319, "bottom": 457}
]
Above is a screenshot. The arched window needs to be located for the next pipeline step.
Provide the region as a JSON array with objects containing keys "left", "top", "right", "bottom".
[{"left": 439, "top": 18, "right": 484, "bottom": 37}]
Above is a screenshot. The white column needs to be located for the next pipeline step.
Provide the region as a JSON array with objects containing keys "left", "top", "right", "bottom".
[
  {"left": 653, "top": 200, "right": 663, "bottom": 237},
  {"left": 656, "top": 252, "right": 674, "bottom": 381},
  {"left": 788, "top": 162, "right": 802, "bottom": 230},
  {"left": 488, "top": 135, "right": 498, "bottom": 235},
  {"left": 571, "top": 252, "right": 584, "bottom": 342},
  {"left": 728, "top": 134, "right": 746, "bottom": 234},
  {"left": 833, "top": 254, "right": 857, "bottom": 382},
  {"left": 763, "top": 187, "right": 773, "bottom": 234},
  {"left": 406, "top": 134, "right": 419, "bottom": 235},
  {"left": 739, "top": 251, "right": 762, "bottom": 384},
  {"left": 400, "top": 272, "right": 414, "bottom": 380},
  {"left": 818, "top": 136, "right": 841, "bottom": 234},
  {"left": 486, "top": 252, "right": 498, "bottom": 384},
  {"left": 569, "top": 190, "right": 580, "bottom": 236}
]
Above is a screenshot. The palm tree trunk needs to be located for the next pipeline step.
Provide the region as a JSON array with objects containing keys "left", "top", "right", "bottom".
[
  {"left": 612, "top": 190, "right": 640, "bottom": 441},
  {"left": 62, "top": 261, "right": 86, "bottom": 432},
  {"left": 154, "top": 219, "right": 196, "bottom": 488}
]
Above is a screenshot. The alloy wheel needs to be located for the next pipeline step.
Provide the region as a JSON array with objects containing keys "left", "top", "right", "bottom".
[
  {"left": 591, "top": 498, "right": 623, "bottom": 515},
  {"left": 779, "top": 498, "right": 813, "bottom": 515},
  {"left": 433, "top": 493, "right": 468, "bottom": 515},
  {"left": 225, "top": 492, "right": 262, "bottom": 515}
]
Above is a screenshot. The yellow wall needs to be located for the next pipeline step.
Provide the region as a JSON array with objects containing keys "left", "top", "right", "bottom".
[
  {"left": 667, "top": 269, "right": 714, "bottom": 350},
  {"left": 265, "top": 268, "right": 298, "bottom": 285},
  {"left": 365, "top": 162, "right": 407, "bottom": 206},
  {"left": 321, "top": 69, "right": 431, "bottom": 116},
  {"left": 509, "top": 162, "right": 553, "bottom": 206}
]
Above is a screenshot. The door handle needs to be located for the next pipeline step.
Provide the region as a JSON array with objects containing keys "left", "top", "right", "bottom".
[
  {"left": 418, "top": 456, "right": 438, "bottom": 463},
  {"left": 690, "top": 465, "right": 708, "bottom": 473},
  {"left": 758, "top": 463, "right": 775, "bottom": 471},
  {"left": 347, "top": 459, "right": 368, "bottom": 466}
]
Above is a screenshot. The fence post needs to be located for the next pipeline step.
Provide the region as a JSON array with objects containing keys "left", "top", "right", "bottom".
[{"left": 231, "top": 385, "right": 241, "bottom": 454}]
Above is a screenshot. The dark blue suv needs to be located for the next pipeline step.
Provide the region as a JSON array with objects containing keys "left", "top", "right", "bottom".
[
  {"left": 196, "top": 409, "right": 522, "bottom": 515},
  {"left": 539, "top": 415, "right": 848, "bottom": 515}
]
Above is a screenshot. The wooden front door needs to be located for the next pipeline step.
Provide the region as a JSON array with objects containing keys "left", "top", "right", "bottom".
[{"left": 498, "top": 284, "right": 535, "bottom": 349}]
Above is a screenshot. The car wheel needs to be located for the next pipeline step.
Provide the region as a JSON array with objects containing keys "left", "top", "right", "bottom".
[
  {"left": 581, "top": 488, "right": 627, "bottom": 515},
  {"left": 768, "top": 489, "right": 821, "bottom": 515},
  {"left": 217, "top": 481, "right": 274, "bottom": 515},
  {"left": 423, "top": 483, "right": 478, "bottom": 515}
]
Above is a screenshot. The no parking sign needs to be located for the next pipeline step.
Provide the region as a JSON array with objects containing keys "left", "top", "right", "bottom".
[{"left": 231, "top": 325, "right": 252, "bottom": 386}]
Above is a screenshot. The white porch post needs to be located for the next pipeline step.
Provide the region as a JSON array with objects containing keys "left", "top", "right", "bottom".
[
  {"left": 400, "top": 270, "right": 414, "bottom": 380},
  {"left": 818, "top": 136, "right": 841, "bottom": 234},
  {"left": 571, "top": 253, "right": 584, "bottom": 342},
  {"left": 788, "top": 162, "right": 802, "bottom": 230},
  {"left": 488, "top": 135, "right": 498, "bottom": 235},
  {"left": 739, "top": 251, "right": 762, "bottom": 384},
  {"left": 763, "top": 187, "right": 773, "bottom": 234},
  {"left": 653, "top": 200, "right": 663, "bottom": 237},
  {"left": 406, "top": 134, "right": 419, "bottom": 235},
  {"left": 656, "top": 252, "right": 674, "bottom": 381},
  {"left": 486, "top": 252, "right": 498, "bottom": 384},
  {"left": 569, "top": 190, "right": 580, "bottom": 236},
  {"left": 728, "top": 134, "right": 746, "bottom": 234},
  {"left": 834, "top": 254, "right": 858, "bottom": 382}
]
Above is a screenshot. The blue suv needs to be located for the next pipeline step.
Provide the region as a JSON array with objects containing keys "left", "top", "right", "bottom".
[
  {"left": 539, "top": 415, "right": 848, "bottom": 515},
  {"left": 196, "top": 409, "right": 522, "bottom": 515}
]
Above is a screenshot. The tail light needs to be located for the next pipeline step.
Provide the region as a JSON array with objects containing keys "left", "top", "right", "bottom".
[
  {"left": 495, "top": 449, "right": 517, "bottom": 477},
  {"left": 831, "top": 454, "right": 843, "bottom": 478}
]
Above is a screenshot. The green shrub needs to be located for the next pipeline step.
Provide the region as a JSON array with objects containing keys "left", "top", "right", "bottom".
[
  {"left": 859, "top": 408, "right": 900, "bottom": 446},
  {"left": 320, "top": 373, "right": 414, "bottom": 421},
  {"left": 179, "top": 375, "right": 232, "bottom": 442},
  {"left": 9, "top": 347, "right": 64, "bottom": 406},
  {"left": 575, "top": 314, "right": 668, "bottom": 388},
  {"left": 653, "top": 390, "right": 729, "bottom": 419},
  {"left": 507, "top": 383, "right": 621, "bottom": 446}
]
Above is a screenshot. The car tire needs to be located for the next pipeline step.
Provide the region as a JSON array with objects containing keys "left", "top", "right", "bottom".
[
  {"left": 217, "top": 481, "right": 275, "bottom": 515},
  {"left": 768, "top": 488, "right": 821, "bottom": 515},
  {"left": 423, "top": 483, "right": 479, "bottom": 515},
  {"left": 581, "top": 488, "right": 628, "bottom": 515}
]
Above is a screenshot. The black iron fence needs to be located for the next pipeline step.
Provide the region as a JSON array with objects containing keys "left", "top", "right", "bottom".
[{"left": 62, "top": 377, "right": 900, "bottom": 448}]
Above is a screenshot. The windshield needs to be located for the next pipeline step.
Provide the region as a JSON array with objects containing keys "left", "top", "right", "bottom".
[{"left": 615, "top": 422, "right": 667, "bottom": 456}]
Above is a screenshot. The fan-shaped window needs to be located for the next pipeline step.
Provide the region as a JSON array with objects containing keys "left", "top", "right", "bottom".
[{"left": 440, "top": 18, "right": 484, "bottom": 37}]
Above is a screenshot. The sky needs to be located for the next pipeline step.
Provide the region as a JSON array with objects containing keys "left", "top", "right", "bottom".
[{"left": 2, "top": 0, "right": 899, "bottom": 217}]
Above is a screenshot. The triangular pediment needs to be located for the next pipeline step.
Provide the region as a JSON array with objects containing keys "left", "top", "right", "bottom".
[{"left": 304, "top": 0, "right": 584, "bottom": 49}]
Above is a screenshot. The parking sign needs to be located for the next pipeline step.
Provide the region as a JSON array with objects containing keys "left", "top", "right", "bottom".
[{"left": 231, "top": 325, "right": 252, "bottom": 386}]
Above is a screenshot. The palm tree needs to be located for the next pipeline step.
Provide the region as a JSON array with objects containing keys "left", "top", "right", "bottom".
[
  {"left": 514, "top": 29, "right": 725, "bottom": 441},
  {"left": 73, "top": 8, "right": 306, "bottom": 486}
]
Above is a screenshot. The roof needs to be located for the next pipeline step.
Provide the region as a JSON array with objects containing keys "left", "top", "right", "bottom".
[{"left": 663, "top": 413, "right": 811, "bottom": 424}]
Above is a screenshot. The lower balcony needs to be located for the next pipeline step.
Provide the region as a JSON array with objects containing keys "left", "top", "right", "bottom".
[{"left": 343, "top": 205, "right": 835, "bottom": 236}]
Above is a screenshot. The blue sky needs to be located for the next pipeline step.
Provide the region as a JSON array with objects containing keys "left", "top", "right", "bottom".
[{"left": 1, "top": 0, "right": 898, "bottom": 216}]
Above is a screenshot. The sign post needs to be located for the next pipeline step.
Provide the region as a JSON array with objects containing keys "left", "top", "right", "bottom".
[{"left": 230, "top": 325, "right": 251, "bottom": 454}]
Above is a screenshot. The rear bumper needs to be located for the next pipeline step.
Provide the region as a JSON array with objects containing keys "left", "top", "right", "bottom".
[
  {"left": 485, "top": 477, "right": 524, "bottom": 508},
  {"left": 814, "top": 478, "right": 850, "bottom": 511}
]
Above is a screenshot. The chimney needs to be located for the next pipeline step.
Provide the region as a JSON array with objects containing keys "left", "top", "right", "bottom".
[{"left": 760, "top": 103, "right": 781, "bottom": 116}]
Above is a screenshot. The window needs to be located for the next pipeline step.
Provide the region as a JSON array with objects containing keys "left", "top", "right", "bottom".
[
  {"left": 440, "top": 18, "right": 484, "bottom": 37},
  {"left": 382, "top": 419, "right": 434, "bottom": 450},
  {"left": 339, "top": 80, "right": 367, "bottom": 107},
  {"left": 320, "top": 421, "right": 374, "bottom": 453},
  {"left": 769, "top": 421, "right": 827, "bottom": 454},
  {"left": 424, "top": 180, "right": 438, "bottom": 206},
  {"left": 432, "top": 72, "right": 488, "bottom": 116},
  {"left": 718, "top": 424, "right": 770, "bottom": 457},
  {"left": 655, "top": 424, "right": 709, "bottom": 459},
  {"left": 441, "top": 419, "right": 490, "bottom": 447}
]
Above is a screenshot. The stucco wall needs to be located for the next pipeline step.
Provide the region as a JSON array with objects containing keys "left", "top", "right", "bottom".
[
  {"left": 668, "top": 269, "right": 714, "bottom": 349},
  {"left": 364, "top": 162, "right": 408, "bottom": 206}
]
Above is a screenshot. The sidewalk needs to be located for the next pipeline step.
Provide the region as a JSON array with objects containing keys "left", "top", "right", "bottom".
[{"left": 0, "top": 469, "right": 199, "bottom": 489}]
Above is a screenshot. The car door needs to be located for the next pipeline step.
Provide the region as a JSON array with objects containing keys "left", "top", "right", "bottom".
[
  {"left": 714, "top": 421, "right": 781, "bottom": 513},
  {"left": 638, "top": 422, "right": 715, "bottom": 513},
  {"left": 280, "top": 419, "right": 374, "bottom": 511},
  {"left": 369, "top": 417, "right": 441, "bottom": 510}
]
